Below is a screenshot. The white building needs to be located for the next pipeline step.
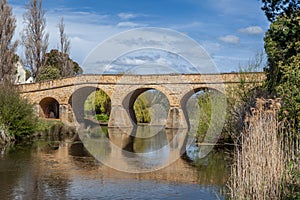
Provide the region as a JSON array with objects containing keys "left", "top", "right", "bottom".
[{"left": 14, "top": 61, "right": 33, "bottom": 84}]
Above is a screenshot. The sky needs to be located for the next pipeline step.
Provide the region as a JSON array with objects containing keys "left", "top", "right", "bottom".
[{"left": 9, "top": 0, "right": 270, "bottom": 74}]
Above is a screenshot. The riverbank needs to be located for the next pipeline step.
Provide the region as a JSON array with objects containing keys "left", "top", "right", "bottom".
[{"left": 0, "top": 119, "right": 77, "bottom": 148}]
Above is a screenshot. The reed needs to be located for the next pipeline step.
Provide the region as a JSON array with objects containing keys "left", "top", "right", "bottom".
[
  {"left": 228, "top": 98, "right": 286, "bottom": 200},
  {"left": 280, "top": 117, "right": 300, "bottom": 198}
]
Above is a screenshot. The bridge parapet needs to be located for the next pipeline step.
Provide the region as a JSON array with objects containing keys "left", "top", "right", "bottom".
[
  {"left": 17, "top": 72, "right": 265, "bottom": 128},
  {"left": 17, "top": 72, "right": 265, "bottom": 92}
]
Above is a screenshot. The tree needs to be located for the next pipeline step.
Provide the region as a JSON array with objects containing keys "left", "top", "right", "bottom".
[
  {"left": 276, "top": 55, "right": 300, "bottom": 129},
  {"left": 0, "top": 0, "right": 18, "bottom": 83},
  {"left": 134, "top": 94, "right": 151, "bottom": 123},
  {"left": 36, "top": 49, "right": 82, "bottom": 82},
  {"left": 58, "top": 17, "right": 72, "bottom": 77},
  {"left": 264, "top": 8, "right": 300, "bottom": 93},
  {"left": 22, "top": 0, "right": 49, "bottom": 80},
  {"left": 0, "top": 83, "right": 37, "bottom": 142},
  {"left": 261, "top": 0, "right": 300, "bottom": 22},
  {"left": 36, "top": 65, "right": 61, "bottom": 82},
  {"left": 263, "top": 8, "right": 300, "bottom": 129},
  {"left": 94, "top": 90, "right": 111, "bottom": 116},
  {"left": 262, "top": 4, "right": 300, "bottom": 197}
]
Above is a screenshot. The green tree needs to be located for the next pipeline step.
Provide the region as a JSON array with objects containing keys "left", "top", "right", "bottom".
[
  {"left": 196, "top": 91, "right": 212, "bottom": 142},
  {"left": 36, "top": 49, "right": 82, "bottom": 82},
  {"left": 84, "top": 90, "right": 111, "bottom": 122},
  {"left": 0, "top": 84, "right": 37, "bottom": 142},
  {"left": 134, "top": 94, "right": 151, "bottom": 123},
  {"left": 276, "top": 55, "right": 300, "bottom": 129},
  {"left": 94, "top": 90, "right": 111, "bottom": 115},
  {"left": 264, "top": 9, "right": 300, "bottom": 92},
  {"left": 262, "top": 2, "right": 300, "bottom": 198},
  {"left": 264, "top": 8, "right": 300, "bottom": 129},
  {"left": 36, "top": 65, "right": 61, "bottom": 82},
  {"left": 261, "top": 0, "right": 300, "bottom": 22}
]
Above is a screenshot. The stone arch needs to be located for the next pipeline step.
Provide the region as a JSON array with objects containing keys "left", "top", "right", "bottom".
[
  {"left": 122, "top": 87, "right": 170, "bottom": 126},
  {"left": 39, "top": 97, "right": 60, "bottom": 119},
  {"left": 69, "top": 86, "right": 111, "bottom": 124},
  {"left": 180, "top": 87, "right": 225, "bottom": 129}
]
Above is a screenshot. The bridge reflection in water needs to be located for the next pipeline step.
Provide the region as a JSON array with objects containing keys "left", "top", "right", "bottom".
[
  {"left": 73, "top": 125, "right": 231, "bottom": 184},
  {"left": 0, "top": 126, "right": 231, "bottom": 199},
  {"left": 80, "top": 126, "right": 191, "bottom": 173},
  {"left": 33, "top": 126, "right": 231, "bottom": 185}
]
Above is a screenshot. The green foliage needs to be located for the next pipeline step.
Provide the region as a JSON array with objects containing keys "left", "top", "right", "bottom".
[
  {"left": 0, "top": 84, "right": 37, "bottom": 140},
  {"left": 36, "top": 49, "right": 83, "bottom": 82},
  {"left": 84, "top": 92, "right": 94, "bottom": 111},
  {"left": 36, "top": 65, "right": 61, "bottom": 82},
  {"left": 264, "top": 9, "right": 300, "bottom": 93},
  {"left": 261, "top": 4, "right": 300, "bottom": 198},
  {"left": 261, "top": 0, "right": 300, "bottom": 22},
  {"left": 95, "top": 114, "right": 109, "bottom": 122},
  {"left": 73, "top": 62, "right": 82, "bottom": 75},
  {"left": 84, "top": 90, "right": 111, "bottom": 121},
  {"left": 221, "top": 52, "right": 268, "bottom": 143},
  {"left": 194, "top": 90, "right": 228, "bottom": 143},
  {"left": 134, "top": 93, "right": 151, "bottom": 123},
  {"left": 25, "top": 69, "right": 31, "bottom": 80},
  {"left": 264, "top": 8, "right": 300, "bottom": 130},
  {"left": 36, "top": 118, "right": 64, "bottom": 133},
  {"left": 94, "top": 90, "right": 111, "bottom": 115},
  {"left": 276, "top": 55, "right": 300, "bottom": 129},
  {"left": 196, "top": 91, "right": 212, "bottom": 142}
]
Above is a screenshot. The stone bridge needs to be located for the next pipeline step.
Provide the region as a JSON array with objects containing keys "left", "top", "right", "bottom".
[{"left": 17, "top": 72, "right": 265, "bottom": 129}]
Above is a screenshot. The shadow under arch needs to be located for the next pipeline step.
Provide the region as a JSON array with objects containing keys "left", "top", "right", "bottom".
[
  {"left": 122, "top": 88, "right": 170, "bottom": 126},
  {"left": 69, "top": 86, "right": 111, "bottom": 125},
  {"left": 39, "top": 97, "right": 60, "bottom": 119},
  {"left": 180, "top": 87, "right": 226, "bottom": 130}
]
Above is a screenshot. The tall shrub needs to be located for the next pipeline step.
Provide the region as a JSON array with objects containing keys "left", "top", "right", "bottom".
[{"left": 0, "top": 84, "right": 37, "bottom": 142}]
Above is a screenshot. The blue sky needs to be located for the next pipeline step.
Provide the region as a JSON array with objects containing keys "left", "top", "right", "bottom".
[{"left": 10, "top": 0, "right": 269, "bottom": 73}]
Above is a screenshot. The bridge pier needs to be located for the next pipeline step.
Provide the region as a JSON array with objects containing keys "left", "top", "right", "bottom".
[
  {"left": 108, "top": 105, "right": 134, "bottom": 128},
  {"left": 59, "top": 104, "right": 75, "bottom": 125},
  {"left": 166, "top": 107, "right": 189, "bottom": 129},
  {"left": 108, "top": 104, "right": 189, "bottom": 129}
]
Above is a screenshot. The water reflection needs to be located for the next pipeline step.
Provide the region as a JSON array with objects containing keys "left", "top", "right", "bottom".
[
  {"left": 0, "top": 126, "right": 232, "bottom": 199},
  {"left": 80, "top": 126, "right": 192, "bottom": 173}
]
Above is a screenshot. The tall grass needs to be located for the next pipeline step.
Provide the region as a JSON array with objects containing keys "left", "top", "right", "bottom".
[
  {"left": 228, "top": 98, "right": 284, "bottom": 199},
  {"left": 228, "top": 98, "right": 300, "bottom": 199},
  {"left": 280, "top": 118, "right": 300, "bottom": 199}
]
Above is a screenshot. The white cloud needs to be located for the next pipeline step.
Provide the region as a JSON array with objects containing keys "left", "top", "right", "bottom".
[
  {"left": 118, "top": 12, "right": 138, "bottom": 20},
  {"left": 238, "top": 26, "right": 264, "bottom": 35},
  {"left": 218, "top": 35, "right": 240, "bottom": 44},
  {"left": 117, "top": 21, "right": 145, "bottom": 28},
  {"left": 10, "top": 1, "right": 266, "bottom": 74}
]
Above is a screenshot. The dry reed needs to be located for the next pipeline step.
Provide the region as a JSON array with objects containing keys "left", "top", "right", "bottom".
[{"left": 229, "top": 98, "right": 285, "bottom": 200}]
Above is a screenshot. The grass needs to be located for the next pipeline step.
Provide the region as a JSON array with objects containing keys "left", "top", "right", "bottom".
[{"left": 228, "top": 98, "right": 300, "bottom": 199}]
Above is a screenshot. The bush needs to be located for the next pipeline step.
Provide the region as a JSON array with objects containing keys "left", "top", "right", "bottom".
[
  {"left": 0, "top": 84, "right": 37, "bottom": 142},
  {"left": 95, "top": 114, "right": 109, "bottom": 122}
]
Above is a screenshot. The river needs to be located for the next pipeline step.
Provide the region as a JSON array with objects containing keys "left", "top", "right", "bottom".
[{"left": 0, "top": 125, "right": 232, "bottom": 199}]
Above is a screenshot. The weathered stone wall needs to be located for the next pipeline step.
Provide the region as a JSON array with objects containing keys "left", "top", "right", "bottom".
[{"left": 17, "top": 72, "right": 265, "bottom": 128}]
